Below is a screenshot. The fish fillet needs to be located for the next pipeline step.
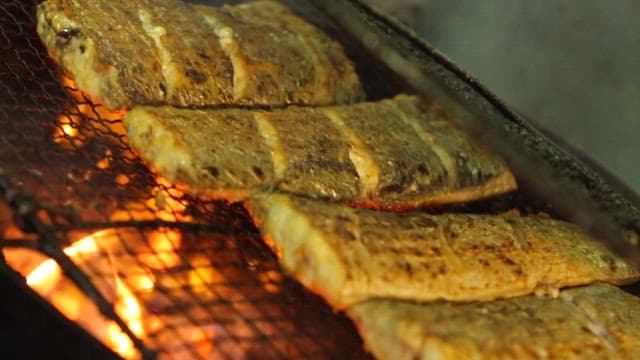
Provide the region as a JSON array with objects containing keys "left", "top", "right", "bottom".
[
  {"left": 348, "top": 283, "right": 640, "bottom": 360},
  {"left": 244, "top": 193, "right": 639, "bottom": 309},
  {"left": 123, "top": 95, "right": 517, "bottom": 209},
  {"left": 36, "top": 0, "right": 364, "bottom": 110}
]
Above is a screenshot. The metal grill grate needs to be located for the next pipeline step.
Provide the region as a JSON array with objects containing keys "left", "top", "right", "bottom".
[
  {"left": 3, "top": 0, "right": 640, "bottom": 359},
  {"left": 0, "top": 1, "right": 371, "bottom": 358}
]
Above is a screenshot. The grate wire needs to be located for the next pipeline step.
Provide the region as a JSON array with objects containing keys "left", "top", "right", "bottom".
[{"left": 0, "top": 1, "right": 370, "bottom": 359}]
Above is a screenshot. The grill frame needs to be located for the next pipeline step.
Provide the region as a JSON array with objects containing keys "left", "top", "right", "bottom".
[{"left": 1, "top": 0, "right": 640, "bottom": 359}]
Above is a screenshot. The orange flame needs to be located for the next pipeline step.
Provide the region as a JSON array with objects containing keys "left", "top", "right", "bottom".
[
  {"left": 139, "top": 229, "right": 183, "bottom": 270},
  {"left": 110, "top": 176, "right": 193, "bottom": 224},
  {"left": 106, "top": 276, "right": 145, "bottom": 359},
  {"left": 26, "top": 233, "right": 99, "bottom": 288},
  {"left": 54, "top": 75, "right": 127, "bottom": 149},
  {"left": 6, "top": 126, "right": 222, "bottom": 358},
  {"left": 9, "top": 223, "right": 225, "bottom": 359},
  {"left": 22, "top": 231, "right": 147, "bottom": 359},
  {"left": 115, "top": 277, "right": 144, "bottom": 336},
  {"left": 26, "top": 259, "right": 60, "bottom": 288},
  {"left": 14, "top": 173, "right": 199, "bottom": 359}
]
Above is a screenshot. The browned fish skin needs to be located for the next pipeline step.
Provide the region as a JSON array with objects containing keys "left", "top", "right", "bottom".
[
  {"left": 124, "top": 95, "right": 517, "bottom": 209},
  {"left": 125, "top": 105, "right": 275, "bottom": 201},
  {"left": 348, "top": 283, "right": 640, "bottom": 360},
  {"left": 37, "top": 0, "right": 168, "bottom": 109},
  {"left": 195, "top": 1, "right": 363, "bottom": 105},
  {"left": 36, "top": 0, "right": 363, "bottom": 110},
  {"left": 329, "top": 95, "right": 516, "bottom": 208},
  {"left": 396, "top": 96, "right": 510, "bottom": 189},
  {"left": 244, "top": 193, "right": 640, "bottom": 309},
  {"left": 259, "top": 107, "right": 361, "bottom": 199}
]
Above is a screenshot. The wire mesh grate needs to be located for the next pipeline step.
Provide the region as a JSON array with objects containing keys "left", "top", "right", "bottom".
[
  {"left": 6, "top": 0, "right": 640, "bottom": 358},
  {"left": 0, "top": 0, "right": 371, "bottom": 358}
]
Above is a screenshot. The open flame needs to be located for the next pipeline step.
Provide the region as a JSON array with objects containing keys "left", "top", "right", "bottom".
[
  {"left": 5, "top": 80, "right": 236, "bottom": 358},
  {"left": 54, "top": 75, "right": 126, "bottom": 149},
  {"left": 23, "top": 230, "right": 148, "bottom": 359},
  {"left": 13, "top": 224, "right": 226, "bottom": 359},
  {"left": 4, "top": 172, "right": 227, "bottom": 359},
  {"left": 108, "top": 276, "right": 145, "bottom": 359},
  {"left": 6, "top": 168, "right": 199, "bottom": 358}
]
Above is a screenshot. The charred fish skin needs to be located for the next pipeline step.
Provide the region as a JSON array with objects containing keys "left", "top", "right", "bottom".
[
  {"left": 134, "top": 0, "right": 235, "bottom": 108},
  {"left": 37, "top": 0, "right": 168, "bottom": 110},
  {"left": 124, "top": 95, "right": 517, "bottom": 209},
  {"left": 124, "top": 104, "right": 360, "bottom": 202},
  {"left": 325, "top": 95, "right": 517, "bottom": 209},
  {"left": 194, "top": 0, "right": 364, "bottom": 106},
  {"left": 124, "top": 105, "right": 275, "bottom": 202},
  {"left": 36, "top": 0, "right": 364, "bottom": 110},
  {"left": 348, "top": 283, "right": 640, "bottom": 360},
  {"left": 256, "top": 107, "right": 361, "bottom": 200},
  {"left": 396, "top": 96, "right": 510, "bottom": 189},
  {"left": 244, "top": 193, "right": 640, "bottom": 309}
]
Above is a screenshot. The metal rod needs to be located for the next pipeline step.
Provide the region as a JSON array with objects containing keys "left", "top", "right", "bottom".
[{"left": 54, "top": 219, "right": 257, "bottom": 235}]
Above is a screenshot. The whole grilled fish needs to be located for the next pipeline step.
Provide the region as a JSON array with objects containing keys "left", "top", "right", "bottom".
[
  {"left": 245, "top": 193, "right": 640, "bottom": 309},
  {"left": 36, "top": 0, "right": 363, "bottom": 110},
  {"left": 124, "top": 94, "right": 517, "bottom": 209}
]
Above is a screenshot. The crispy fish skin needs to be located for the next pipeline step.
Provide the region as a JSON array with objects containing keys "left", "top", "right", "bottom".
[
  {"left": 326, "top": 95, "right": 516, "bottom": 208},
  {"left": 124, "top": 105, "right": 274, "bottom": 202},
  {"left": 347, "top": 283, "right": 640, "bottom": 360},
  {"left": 36, "top": 0, "right": 363, "bottom": 110},
  {"left": 244, "top": 193, "right": 640, "bottom": 309},
  {"left": 37, "top": 0, "right": 169, "bottom": 109},
  {"left": 123, "top": 95, "right": 517, "bottom": 209},
  {"left": 195, "top": 1, "right": 363, "bottom": 105}
]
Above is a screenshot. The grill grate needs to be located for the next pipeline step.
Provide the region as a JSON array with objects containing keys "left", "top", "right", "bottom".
[
  {"left": 3, "top": 0, "right": 640, "bottom": 359},
  {"left": 0, "top": 1, "right": 371, "bottom": 358}
]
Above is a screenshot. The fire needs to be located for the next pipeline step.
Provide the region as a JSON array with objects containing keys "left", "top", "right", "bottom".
[
  {"left": 15, "top": 89, "right": 225, "bottom": 358},
  {"left": 107, "top": 323, "right": 137, "bottom": 359},
  {"left": 53, "top": 112, "right": 83, "bottom": 148},
  {"left": 53, "top": 75, "right": 127, "bottom": 149},
  {"left": 65, "top": 234, "right": 100, "bottom": 255},
  {"left": 26, "top": 259, "right": 60, "bottom": 288},
  {"left": 139, "top": 229, "right": 183, "bottom": 270},
  {"left": 110, "top": 176, "right": 193, "bottom": 224},
  {"left": 106, "top": 276, "right": 145, "bottom": 359},
  {"left": 26, "top": 233, "right": 99, "bottom": 288},
  {"left": 115, "top": 277, "right": 144, "bottom": 336},
  {"left": 8, "top": 222, "right": 225, "bottom": 358},
  {"left": 7, "top": 168, "right": 218, "bottom": 359},
  {"left": 21, "top": 231, "right": 147, "bottom": 359}
]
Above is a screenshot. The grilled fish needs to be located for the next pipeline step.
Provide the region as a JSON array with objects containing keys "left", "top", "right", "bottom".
[
  {"left": 348, "top": 283, "right": 640, "bottom": 360},
  {"left": 244, "top": 193, "right": 640, "bottom": 309},
  {"left": 36, "top": 0, "right": 363, "bottom": 110},
  {"left": 123, "top": 95, "right": 517, "bottom": 209}
]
